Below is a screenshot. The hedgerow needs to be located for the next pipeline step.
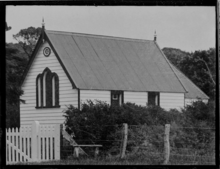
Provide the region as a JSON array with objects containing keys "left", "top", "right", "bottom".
[{"left": 63, "top": 100, "right": 215, "bottom": 157}]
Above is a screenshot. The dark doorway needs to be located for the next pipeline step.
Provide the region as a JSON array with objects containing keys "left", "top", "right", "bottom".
[
  {"left": 111, "top": 91, "right": 123, "bottom": 107},
  {"left": 148, "top": 92, "right": 160, "bottom": 106}
]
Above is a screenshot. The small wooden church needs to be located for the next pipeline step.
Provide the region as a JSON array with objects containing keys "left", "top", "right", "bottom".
[{"left": 20, "top": 24, "right": 209, "bottom": 126}]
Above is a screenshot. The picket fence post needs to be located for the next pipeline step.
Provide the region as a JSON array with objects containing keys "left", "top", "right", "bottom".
[
  {"left": 31, "top": 121, "right": 40, "bottom": 162},
  {"left": 164, "top": 124, "right": 170, "bottom": 164},
  {"left": 55, "top": 124, "right": 60, "bottom": 160},
  {"left": 120, "top": 123, "right": 128, "bottom": 159}
]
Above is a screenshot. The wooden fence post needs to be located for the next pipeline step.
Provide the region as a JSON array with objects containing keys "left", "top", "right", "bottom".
[
  {"left": 60, "top": 124, "right": 64, "bottom": 159},
  {"left": 31, "top": 121, "right": 40, "bottom": 162},
  {"left": 121, "top": 123, "right": 128, "bottom": 159},
  {"left": 164, "top": 124, "right": 170, "bottom": 164}
]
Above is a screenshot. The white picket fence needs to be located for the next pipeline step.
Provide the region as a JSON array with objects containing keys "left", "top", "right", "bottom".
[{"left": 6, "top": 121, "right": 60, "bottom": 164}]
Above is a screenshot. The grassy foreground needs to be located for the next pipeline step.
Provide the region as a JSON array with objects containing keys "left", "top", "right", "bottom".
[
  {"left": 14, "top": 154, "right": 164, "bottom": 165},
  {"left": 12, "top": 153, "right": 215, "bottom": 165}
]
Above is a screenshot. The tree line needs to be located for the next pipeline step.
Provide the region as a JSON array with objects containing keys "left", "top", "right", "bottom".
[
  {"left": 6, "top": 25, "right": 42, "bottom": 127},
  {"left": 162, "top": 47, "right": 216, "bottom": 100},
  {"left": 5, "top": 24, "right": 216, "bottom": 128}
]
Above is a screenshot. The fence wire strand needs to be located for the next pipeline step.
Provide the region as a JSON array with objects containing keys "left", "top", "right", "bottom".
[{"left": 60, "top": 124, "right": 215, "bottom": 165}]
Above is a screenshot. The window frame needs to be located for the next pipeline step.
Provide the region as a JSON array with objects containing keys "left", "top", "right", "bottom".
[
  {"left": 111, "top": 91, "right": 124, "bottom": 107},
  {"left": 36, "top": 74, "right": 42, "bottom": 107},
  {"left": 36, "top": 67, "right": 60, "bottom": 109},
  {"left": 147, "top": 92, "right": 160, "bottom": 106}
]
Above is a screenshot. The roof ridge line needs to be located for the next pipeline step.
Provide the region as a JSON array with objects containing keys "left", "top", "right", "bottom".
[{"left": 45, "top": 29, "right": 153, "bottom": 43}]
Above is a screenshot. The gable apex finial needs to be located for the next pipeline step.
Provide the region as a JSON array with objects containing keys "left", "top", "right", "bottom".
[
  {"left": 42, "top": 17, "right": 45, "bottom": 29},
  {"left": 154, "top": 30, "right": 157, "bottom": 42},
  {"left": 42, "top": 17, "right": 45, "bottom": 43}
]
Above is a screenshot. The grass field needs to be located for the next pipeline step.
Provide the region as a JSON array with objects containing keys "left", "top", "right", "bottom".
[
  {"left": 14, "top": 158, "right": 163, "bottom": 165},
  {"left": 13, "top": 152, "right": 215, "bottom": 165}
]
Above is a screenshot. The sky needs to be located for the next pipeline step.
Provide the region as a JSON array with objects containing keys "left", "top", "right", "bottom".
[{"left": 6, "top": 6, "right": 215, "bottom": 52}]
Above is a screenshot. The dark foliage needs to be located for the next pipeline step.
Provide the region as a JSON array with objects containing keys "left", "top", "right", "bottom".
[
  {"left": 6, "top": 26, "right": 42, "bottom": 127},
  {"left": 13, "top": 27, "right": 42, "bottom": 58},
  {"left": 6, "top": 43, "right": 28, "bottom": 127},
  {"left": 63, "top": 100, "right": 215, "bottom": 156},
  {"left": 162, "top": 48, "right": 216, "bottom": 99}
]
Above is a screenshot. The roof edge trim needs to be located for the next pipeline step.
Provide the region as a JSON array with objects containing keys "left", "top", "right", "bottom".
[
  {"left": 20, "top": 33, "right": 44, "bottom": 87},
  {"left": 172, "top": 66, "right": 209, "bottom": 99},
  {"left": 45, "top": 32, "right": 77, "bottom": 89},
  {"left": 77, "top": 88, "right": 186, "bottom": 93},
  {"left": 154, "top": 41, "right": 188, "bottom": 93}
]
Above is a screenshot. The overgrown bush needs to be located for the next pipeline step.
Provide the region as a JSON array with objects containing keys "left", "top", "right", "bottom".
[
  {"left": 177, "top": 100, "right": 215, "bottom": 153},
  {"left": 63, "top": 101, "right": 123, "bottom": 156},
  {"left": 63, "top": 99, "right": 215, "bottom": 158},
  {"left": 183, "top": 100, "right": 215, "bottom": 128}
]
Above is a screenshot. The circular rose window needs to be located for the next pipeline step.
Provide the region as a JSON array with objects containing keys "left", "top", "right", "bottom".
[{"left": 43, "top": 47, "right": 51, "bottom": 57}]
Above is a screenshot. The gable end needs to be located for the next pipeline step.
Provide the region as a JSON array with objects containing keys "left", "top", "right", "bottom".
[{"left": 20, "top": 32, "right": 77, "bottom": 89}]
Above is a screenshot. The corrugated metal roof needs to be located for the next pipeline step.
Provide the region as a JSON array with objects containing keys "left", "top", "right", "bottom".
[
  {"left": 171, "top": 65, "right": 209, "bottom": 99},
  {"left": 46, "top": 30, "right": 187, "bottom": 92}
]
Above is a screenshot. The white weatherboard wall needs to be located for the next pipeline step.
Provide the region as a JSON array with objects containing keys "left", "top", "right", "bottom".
[
  {"left": 160, "top": 93, "right": 184, "bottom": 110},
  {"left": 124, "top": 91, "right": 148, "bottom": 106},
  {"left": 20, "top": 42, "right": 78, "bottom": 126},
  {"left": 80, "top": 90, "right": 110, "bottom": 107},
  {"left": 185, "top": 98, "right": 208, "bottom": 106}
]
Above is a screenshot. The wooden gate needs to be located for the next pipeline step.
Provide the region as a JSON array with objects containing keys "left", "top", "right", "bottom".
[{"left": 6, "top": 121, "right": 60, "bottom": 164}]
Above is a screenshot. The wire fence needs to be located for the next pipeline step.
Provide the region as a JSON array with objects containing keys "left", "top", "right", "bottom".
[
  {"left": 60, "top": 124, "right": 215, "bottom": 165},
  {"left": 60, "top": 124, "right": 123, "bottom": 159},
  {"left": 168, "top": 126, "right": 215, "bottom": 165}
]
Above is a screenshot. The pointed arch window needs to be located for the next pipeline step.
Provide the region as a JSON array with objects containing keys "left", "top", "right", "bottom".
[{"left": 36, "top": 67, "right": 60, "bottom": 108}]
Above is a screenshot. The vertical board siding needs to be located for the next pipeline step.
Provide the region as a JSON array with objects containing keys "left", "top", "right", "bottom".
[
  {"left": 80, "top": 90, "right": 110, "bottom": 105},
  {"left": 160, "top": 93, "right": 184, "bottom": 110},
  {"left": 124, "top": 91, "right": 148, "bottom": 106},
  {"left": 20, "top": 42, "right": 78, "bottom": 126},
  {"left": 185, "top": 98, "right": 208, "bottom": 106}
]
